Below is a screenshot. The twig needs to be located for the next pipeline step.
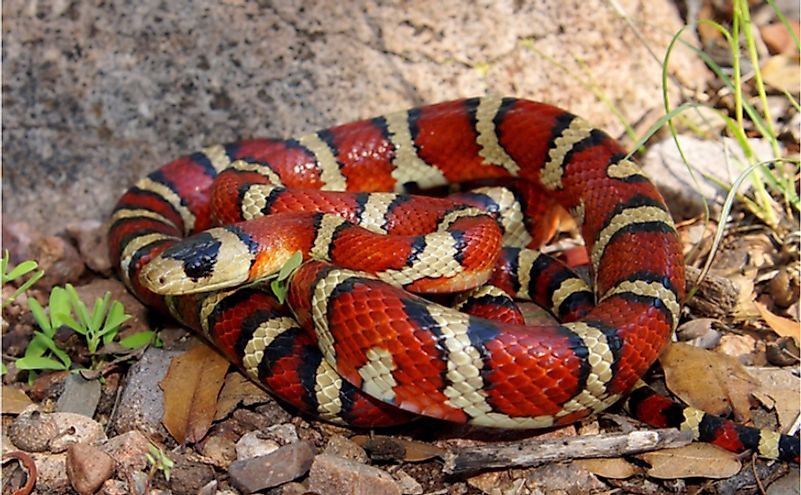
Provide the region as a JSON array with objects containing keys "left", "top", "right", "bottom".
[{"left": 443, "top": 428, "right": 693, "bottom": 476}]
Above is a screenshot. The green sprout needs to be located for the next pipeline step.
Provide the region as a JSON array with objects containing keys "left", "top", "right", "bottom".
[
  {"left": 15, "top": 286, "right": 73, "bottom": 375},
  {"left": 145, "top": 442, "right": 174, "bottom": 482},
  {"left": 13, "top": 284, "right": 156, "bottom": 377},
  {"left": 269, "top": 251, "right": 304, "bottom": 304},
  {"left": 1, "top": 251, "right": 44, "bottom": 308}
]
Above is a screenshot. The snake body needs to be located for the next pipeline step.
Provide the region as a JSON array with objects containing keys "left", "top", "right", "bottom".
[{"left": 109, "top": 97, "right": 798, "bottom": 462}]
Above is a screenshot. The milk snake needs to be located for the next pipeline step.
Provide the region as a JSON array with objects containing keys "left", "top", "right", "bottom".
[{"left": 108, "top": 97, "right": 799, "bottom": 463}]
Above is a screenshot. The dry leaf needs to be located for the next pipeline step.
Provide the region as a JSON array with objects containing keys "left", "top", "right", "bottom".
[
  {"left": 761, "top": 55, "right": 801, "bottom": 94},
  {"left": 574, "top": 457, "right": 638, "bottom": 479},
  {"left": 214, "top": 372, "right": 271, "bottom": 421},
  {"left": 350, "top": 434, "right": 445, "bottom": 462},
  {"left": 755, "top": 302, "right": 800, "bottom": 341},
  {"left": 161, "top": 342, "right": 229, "bottom": 444},
  {"left": 1, "top": 386, "right": 33, "bottom": 414},
  {"left": 640, "top": 444, "right": 741, "bottom": 479},
  {"left": 660, "top": 342, "right": 759, "bottom": 422},
  {"left": 748, "top": 367, "right": 801, "bottom": 432}
]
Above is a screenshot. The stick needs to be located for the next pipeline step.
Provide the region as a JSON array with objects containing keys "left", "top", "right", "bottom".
[{"left": 443, "top": 428, "right": 693, "bottom": 476}]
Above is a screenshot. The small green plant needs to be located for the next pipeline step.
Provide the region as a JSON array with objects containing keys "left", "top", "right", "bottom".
[
  {"left": 268, "top": 251, "right": 304, "bottom": 304},
  {"left": 14, "top": 284, "right": 157, "bottom": 377},
  {"left": 15, "top": 286, "right": 73, "bottom": 375},
  {"left": 59, "top": 285, "right": 131, "bottom": 362},
  {"left": 145, "top": 442, "right": 174, "bottom": 482},
  {"left": 1, "top": 251, "right": 44, "bottom": 308}
]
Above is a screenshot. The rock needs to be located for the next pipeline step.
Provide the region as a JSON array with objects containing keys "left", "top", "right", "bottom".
[
  {"left": 718, "top": 334, "right": 762, "bottom": 366},
  {"left": 228, "top": 440, "right": 316, "bottom": 493},
  {"left": 277, "top": 482, "right": 310, "bottom": 495},
  {"left": 1, "top": 220, "right": 37, "bottom": 265},
  {"left": 110, "top": 347, "right": 182, "bottom": 438},
  {"left": 308, "top": 453, "right": 401, "bottom": 495},
  {"left": 48, "top": 412, "right": 108, "bottom": 453},
  {"left": 235, "top": 431, "right": 280, "bottom": 460},
  {"left": 29, "top": 370, "right": 70, "bottom": 403},
  {"left": 675, "top": 319, "right": 722, "bottom": 350},
  {"left": 66, "top": 443, "right": 116, "bottom": 495},
  {"left": 9, "top": 409, "right": 58, "bottom": 452},
  {"left": 232, "top": 408, "right": 276, "bottom": 432},
  {"left": 66, "top": 220, "right": 113, "bottom": 274},
  {"left": 761, "top": 20, "right": 800, "bottom": 55},
  {"left": 254, "top": 400, "right": 295, "bottom": 425},
  {"left": 31, "top": 452, "right": 71, "bottom": 493},
  {"left": 323, "top": 434, "right": 369, "bottom": 463},
  {"left": 99, "top": 479, "right": 129, "bottom": 495},
  {"left": 27, "top": 235, "right": 85, "bottom": 289},
  {"left": 199, "top": 433, "right": 237, "bottom": 467},
  {"left": 169, "top": 451, "right": 216, "bottom": 495},
  {"left": 100, "top": 430, "right": 152, "bottom": 472},
  {"left": 263, "top": 423, "right": 300, "bottom": 446},
  {"left": 642, "top": 136, "right": 777, "bottom": 220},
  {"left": 4, "top": 1, "right": 708, "bottom": 236},
  {"left": 56, "top": 373, "right": 102, "bottom": 417},
  {"left": 394, "top": 468, "right": 424, "bottom": 495}
]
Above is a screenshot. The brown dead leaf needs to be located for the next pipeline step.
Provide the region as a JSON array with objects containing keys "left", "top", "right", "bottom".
[
  {"left": 761, "top": 55, "right": 801, "bottom": 94},
  {"left": 660, "top": 342, "right": 759, "bottom": 422},
  {"left": 1, "top": 386, "right": 33, "bottom": 414},
  {"left": 161, "top": 342, "right": 229, "bottom": 444},
  {"left": 214, "top": 372, "right": 271, "bottom": 421},
  {"left": 351, "top": 434, "right": 445, "bottom": 462},
  {"left": 640, "top": 443, "right": 741, "bottom": 479},
  {"left": 748, "top": 367, "right": 801, "bottom": 432},
  {"left": 574, "top": 457, "right": 638, "bottom": 479},
  {"left": 755, "top": 302, "right": 800, "bottom": 341},
  {"left": 761, "top": 20, "right": 800, "bottom": 55}
]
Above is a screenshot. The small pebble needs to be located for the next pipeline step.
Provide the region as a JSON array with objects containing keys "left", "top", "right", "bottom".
[
  {"left": 308, "top": 453, "right": 401, "bottom": 495},
  {"left": 66, "top": 220, "right": 112, "bottom": 274},
  {"left": 228, "top": 440, "right": 315, "bottom": 494},
  {"left": 30, "top": 452, "right": 71, "bottom": 493},
  {"left": 235, "top": 430, "right": 280, "bottom": 460},
  {"left": 100, "top": 430, "right": 152, "bottom": 472},
  {"left": 394, "top": 468, "right": 424, "bottom": 495},
  {"left": 9, "top": 409, "right": 58, "bottom": 452},
  {"left": 66, "top": 443, "right": 116, "bottom": 495},
  {"left": 28, "top": 235, "right": 86, "bottom": 290},
  {"left": 323, "top": 434, "right": 368, "bottom": 463},
  {"left": 48, "top": 412, "right": 107, "bottom": 453}
]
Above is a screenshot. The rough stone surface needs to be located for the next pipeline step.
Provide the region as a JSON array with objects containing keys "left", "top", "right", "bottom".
[
  {"left": 27, "top": 235, "right": 85, "bottom": 290},
  {"left": 66, "top": 443, "right": 116, "bottom": 495},
  {"left": 65, "top": 220, "right": 113, "bottom": 274},
  {"left": 100, "top": 430, "right": 152, "bottom": 472},
  {"left": 110, "top": 347, "right": 181, "bottom": 438},
  {"left": 308, "top": 453, "right": 402, "bottom": 495},
  {"left": 642, "top": 135, "right": 777, "bottom": 220},
  {"left": 30, "top": 452, "right": 71, "bottom": 493},
  {"left": 8, "top": 409, "right": 58, "bottom": 452},
  {"left": 3, "top": 0, "right": 708, "bottom": 235},
  {"left": 235, "top": 430, "right": 281, "bottom": 460},
  {"left": 394, "top": 468, "right": 424, "bottom": 495},
  {"left": 48, "top": 412, "right": 108, "bottom": 453},
  {"left": 56, "top": 374, "right": 102, "bottom": 417},
  {"left": 169, "top": 451, "right": 217, "bottom": 495},
  {"left": 323, "top": 434, "right": 369, "bottom": 463},
  {"left": 228, "top": 440, "right": 316, "bottom": 493}
]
